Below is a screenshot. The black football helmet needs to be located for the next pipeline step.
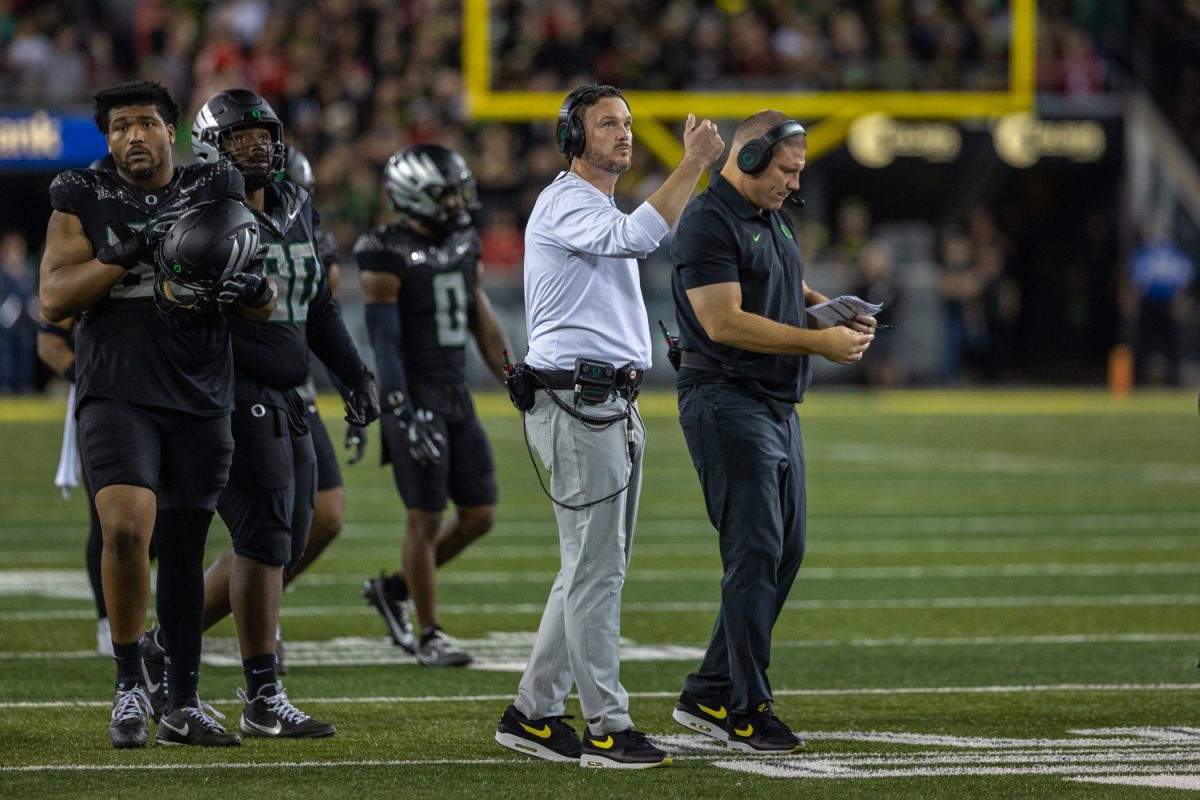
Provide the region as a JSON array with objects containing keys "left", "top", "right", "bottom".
[
  {"left": 284, "top": 145, "right": 314, "bottom": 193},
  {"left": 192, "top": 89, "right": 285, "bottom": 189},
  {"left": 153, "top": 199, "right": 261, "bottom": 313},
  {"left": 383, "top": 144, "right": 480, "bottom": 238}
]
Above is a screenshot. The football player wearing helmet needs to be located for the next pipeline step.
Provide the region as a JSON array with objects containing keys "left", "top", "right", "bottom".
[
  {"left": 39, "top": 80, "right": 272, "bottom": 749},
  {"left": 278, "top": 146, "right": 358, "bottom": 627},
  {"left": 183, "top": 89, "right": 378, "bottom": 737},
  {"left": 356, "top": 145, "right": 511, "bottom": 667}
]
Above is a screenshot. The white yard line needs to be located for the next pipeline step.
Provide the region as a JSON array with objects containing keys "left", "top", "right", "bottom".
[
  {"left": 3, "top": 592, "right": 1199, "bottom": 623},
  {"left": 2, "top": 683, "right": 1198, "bottom": 710}
]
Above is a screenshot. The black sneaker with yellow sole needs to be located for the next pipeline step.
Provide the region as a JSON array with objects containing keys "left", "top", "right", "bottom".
[
  {"left": 727, "top": 703, "right": 806, "bottom": 753},
  {"left": 494, "top": 704, "right": 581, "bottom": 762},
  {"left": 580, "top": 727, "right": 672, "bottom": 769}
]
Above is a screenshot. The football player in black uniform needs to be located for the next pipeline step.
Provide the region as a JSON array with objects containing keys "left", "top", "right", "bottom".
[
  {"left": 188, "top": 89, "right": 378, "bottom": 736},
  {"left": 39, "top": 80, "right": 274, "bottom": 749},
  {"left": 278, "top": 145, "right": 362, "bottom": 598},
  {"left": 357, "top": 145, "right": 511, "bottom": 667}
]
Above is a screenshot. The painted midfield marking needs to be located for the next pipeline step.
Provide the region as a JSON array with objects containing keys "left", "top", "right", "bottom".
[{"left": 693, "top": 729, "right": 1200, "bottom": 786}]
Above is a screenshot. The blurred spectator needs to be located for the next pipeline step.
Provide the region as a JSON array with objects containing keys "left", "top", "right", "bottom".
[
  {"left": 830, "top": 196, "right": 873, "bottom": 278},
  {"left": 0, "top": 231, "right": 37, "bottom": 393},
  {"left": 851, "top": 241, "right": 906, "bottom": 387},
  {"left": 6, "top": 15, "right": 52, "bottom": 100},
  {"left": 937, "top": 223, "right": 1002, "bottom": 384},
  {"left": 1130, "top": 222, "right": 1194, "bottom": 386},
  {"left": 479, "top": 208, "right": 524, "bottom": 282}
]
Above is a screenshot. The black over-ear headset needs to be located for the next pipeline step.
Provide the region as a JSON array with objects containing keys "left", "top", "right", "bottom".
[
  {"left": 556, "top": 86, "right": 600, "bottom": 161},
  {"left": 737, "top": 119, "right": 807, "bottom": 175}
]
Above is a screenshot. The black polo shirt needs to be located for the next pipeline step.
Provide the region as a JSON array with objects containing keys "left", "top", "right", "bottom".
[{"left": 670, "top": 173, "right": 812, "bottom": 404}]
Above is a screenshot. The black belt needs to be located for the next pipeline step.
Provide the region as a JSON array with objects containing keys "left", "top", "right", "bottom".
[
  {"left": 679, "top": 351, "right": 725, "bottom": 372},
  {"left": 531, "top": 367, "right": 643, "bottom": 397}
]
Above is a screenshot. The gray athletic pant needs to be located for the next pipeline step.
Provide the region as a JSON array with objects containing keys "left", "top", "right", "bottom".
[
  {"left": 677, "top": 382, "right": 807, "bottom": 715},
  {"left": 515, "top": 389, "right": 644, "bottom": 735}
]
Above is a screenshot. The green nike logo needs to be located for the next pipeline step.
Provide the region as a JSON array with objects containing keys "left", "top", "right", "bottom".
[
  {"left": 697, "top": 703, "right": 728, "bottom": 720},
  {"left": 734, "top": 723, "right": 754, "bottom": 737},
  {"left": 751, "top": 233, "right": 762, "bottom": 242},
  {"left": 519, "top": 722, "right": 552, "bottom": 739},
  {"left": 589, "top": 735, "right": 615, "bottom": 749}
]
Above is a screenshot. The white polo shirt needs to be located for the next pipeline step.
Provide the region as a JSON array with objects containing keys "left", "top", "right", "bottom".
[{"left": 523, "top": 171, "right": 670, "bottom": 371}]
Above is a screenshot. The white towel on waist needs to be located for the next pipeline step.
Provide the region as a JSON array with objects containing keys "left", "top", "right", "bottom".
[{"left": 54, "top": 383, "right": 81, "bottom": 500}]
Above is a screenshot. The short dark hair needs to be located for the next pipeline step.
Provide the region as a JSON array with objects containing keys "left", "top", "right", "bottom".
[
  {"left": 569, "top": 84, "right": 628, "bottom": 123},
  {"left": 92, "top": 80, "right": 183, "bottom": 134}
]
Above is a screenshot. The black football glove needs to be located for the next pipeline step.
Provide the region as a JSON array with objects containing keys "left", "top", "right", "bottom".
[
  {"left": 344, "top": 424, "right": 367, "bottom": 465},
  {"left": 95, "top": 209, "right": 184, "bottom": 270},
  {"left": 399, "top": 408, "right": 445, "bottom": 468},
  {"left": 216, "top": 271, "right": 272, "bottom": 307},
  {"left": 344, "top": 374, "right": 380, "bottom": 427}
]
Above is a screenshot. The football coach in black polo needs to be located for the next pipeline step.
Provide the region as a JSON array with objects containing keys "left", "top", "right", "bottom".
[{"left": 667, "top": 110, "right": 875, "bottom": 753}]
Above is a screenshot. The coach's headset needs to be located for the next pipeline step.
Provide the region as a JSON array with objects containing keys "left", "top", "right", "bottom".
[
  {"left": 557, "top": 87, "right": 594, "bottom": 161},
  {"left": 737, "top": 119, "right": 808, "bottom": 207}
]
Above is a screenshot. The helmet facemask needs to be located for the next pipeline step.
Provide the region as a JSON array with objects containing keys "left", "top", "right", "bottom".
[{"left": 219, "top": 123, "right": 285, "bottom": 190}]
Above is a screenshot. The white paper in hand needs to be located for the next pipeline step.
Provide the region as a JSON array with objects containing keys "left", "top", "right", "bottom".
[{"left": 807, "top": 295, "right": 883, "bottom": 327}]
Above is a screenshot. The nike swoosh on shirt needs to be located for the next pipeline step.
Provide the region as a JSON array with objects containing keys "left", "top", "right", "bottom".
[{"left": 752, "top": 233, "right": 762, "bottom": 242}]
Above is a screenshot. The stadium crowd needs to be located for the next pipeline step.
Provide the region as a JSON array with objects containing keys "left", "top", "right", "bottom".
[{"left": 0, "top": 0, "right": 1180, "bottom": 391}]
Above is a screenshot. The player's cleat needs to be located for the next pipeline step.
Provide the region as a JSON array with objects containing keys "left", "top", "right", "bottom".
[
  {"left": 671, "top": 689, "right": 732, "bottom": 741},
  {"left": 237, "top": 683, "right": 336, "bottom": 738},
  {"left": 156, "top": 701, "right": 242, "bottom": 747},
  {"left": 580, "top": 727, "right": 672, "bottom": 769},
  {"left": 494, "top": 704, "right": 581, "bottom": 762},
  {"left": 415, "top": 628, "right": 473, "bottom": 667},
  {"left": 140, "top": 627, "right": 168, "bottom": 722},
  {"left": 97, "top": 617, "right": 113, "bottom": 657},
  {"left": 362, "top": 574, "right": 415, "bottom": 653},
  {"left": 108, "top": 685, "right": 152, "bottom": 749},
  {"left": 726, "top": 703, "right": 806, "bottom": 753}
]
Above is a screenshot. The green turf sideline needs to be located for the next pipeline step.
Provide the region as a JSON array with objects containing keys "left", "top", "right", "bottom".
[{"left": 4, "top": 387, "right": 1196, "bottom": 422}]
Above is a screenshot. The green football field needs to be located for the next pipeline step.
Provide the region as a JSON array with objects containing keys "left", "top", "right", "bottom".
[{"left": 1, "top": 389, "right": 1198, "bottom": 798}]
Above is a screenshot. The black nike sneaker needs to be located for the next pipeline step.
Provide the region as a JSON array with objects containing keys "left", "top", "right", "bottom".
[
  {"left": 362, "top": 574, "right": 415, "bottom": 653},
  {"left": 156, "top": 701, "right": 242, "bottom": 747},
  {"left": 727, "top": 703, "right": 806, "bottom": 753},
  {"left": 580, "top": 727, "right": 672, "bottom": 769},
  {"left": 671, "top": 689, "right": 732, "bottom": 742},
  {"left": 495, "top": 704, "right": 581, "bottom": 762},
  {"left": 108, "top": 685, "right": 152, "bottom": 749},
  {"left": 237, "top": 683, "right": 336, "bottom": 738},
  {"left": 140, "top": 627, "right": 167, "bottom": 722}
]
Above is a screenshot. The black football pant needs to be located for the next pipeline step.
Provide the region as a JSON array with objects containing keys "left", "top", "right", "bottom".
[{"left": 677, "top": 382, "right": 807, "bottom": 716}]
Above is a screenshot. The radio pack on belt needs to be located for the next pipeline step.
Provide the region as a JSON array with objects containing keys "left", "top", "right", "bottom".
[
  {"left": 573, "top": 358, "right": 616, "bottom": 405},
  {"left": 502, "top": 350, "right": 535, "bottom": 411}
]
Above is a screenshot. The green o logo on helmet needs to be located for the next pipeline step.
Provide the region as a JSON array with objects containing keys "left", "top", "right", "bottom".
[
  {"left": 251, "top": 109, "right": 261, "bottom": 119},
  {"left": 172, "top": 263, "right": 183, "bottom": 274}
]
